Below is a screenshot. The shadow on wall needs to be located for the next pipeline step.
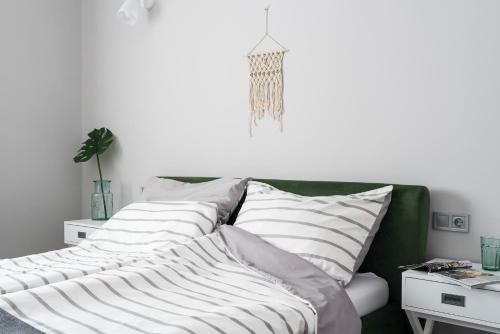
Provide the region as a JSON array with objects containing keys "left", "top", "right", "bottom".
[{"left": 147, "top": 1, "right": 162, "bottom": 22}]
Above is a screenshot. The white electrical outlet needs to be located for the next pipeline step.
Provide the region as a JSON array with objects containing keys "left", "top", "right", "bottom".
[{"left": 432, "top": 212, "right": 470, "bottom": 233}]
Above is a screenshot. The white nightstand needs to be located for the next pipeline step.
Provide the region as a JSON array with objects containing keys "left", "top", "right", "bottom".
[
  {"left": 402, "top": 259, "right": 500, "bottom": 334},
  {"left": 64, "top": 219, "right": 105, "bottom": 246}
]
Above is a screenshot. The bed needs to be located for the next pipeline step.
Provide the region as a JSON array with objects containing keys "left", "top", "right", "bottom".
[{"left": 0, "top": 177, "right": 429, "bottom": 334}]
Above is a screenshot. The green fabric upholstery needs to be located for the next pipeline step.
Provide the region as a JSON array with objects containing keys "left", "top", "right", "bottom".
[{"left": 162, "top": 177, "right": 430, "bottom": 333}]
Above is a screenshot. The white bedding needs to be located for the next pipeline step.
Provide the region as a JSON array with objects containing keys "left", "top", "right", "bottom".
[
  {"left": 345, "top": 272, "right": 389, "bottom": 317},
  {"left": 85, "top": 201, "right": 218, "bottom": 253},
  {"left": 0, "top": 202, "right": 320, "bottom": 334},
  {"left": 0, "top": 233, "right": 317, "bottom": 334},
  {"left": 0, "top": 199, "right": 374, "bottom": 334},
  {"left": 234, "top": 181, "right": 393, "bottom": 286},
  {"left": 0, "top": 201, "right": 218, "bottom": 295}
]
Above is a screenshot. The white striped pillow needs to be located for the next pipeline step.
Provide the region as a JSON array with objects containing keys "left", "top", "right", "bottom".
[
  {"left": 81, "top": 201, "right": 217, "bottom": 253},
  {"left": 234, "top": 181, "right": 393, "bottom": 285}
]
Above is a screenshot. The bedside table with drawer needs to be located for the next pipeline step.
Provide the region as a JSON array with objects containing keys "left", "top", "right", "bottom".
[
  {"left": 402, "top": 260, "right": 500, "bottom": 334},
  {"left": 64, "top": 219, "right": 105, "bottom": 246}
]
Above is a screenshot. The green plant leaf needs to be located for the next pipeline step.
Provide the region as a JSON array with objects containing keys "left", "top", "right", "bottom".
[{"left": 73, "top": 128, "right": 114, "bottom": 163}]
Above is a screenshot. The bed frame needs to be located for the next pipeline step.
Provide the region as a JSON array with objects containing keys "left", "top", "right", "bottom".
[{"left": 164, "top": 177, "right": 430, "bottom": 334}]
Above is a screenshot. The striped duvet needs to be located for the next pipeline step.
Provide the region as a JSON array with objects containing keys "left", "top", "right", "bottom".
[
  {"left": 0, "top": 200, "right": 360, "bottom": 334},
  {"left": 0, "top": 201, "right": 217, "bottom": 295},
  {"left": 0, "top": 233, "right": 317, "bottom": 334}
]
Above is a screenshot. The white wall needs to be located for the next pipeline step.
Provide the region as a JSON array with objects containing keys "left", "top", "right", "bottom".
[
  {"left": 82, "top": 0, "right": 500, "bottom": 264},
  {"left": 0, "top": 0, "right": 82, "bottom": 258},
  {"left": 80, "top": 1, "right": 500, "bottom": 333}
]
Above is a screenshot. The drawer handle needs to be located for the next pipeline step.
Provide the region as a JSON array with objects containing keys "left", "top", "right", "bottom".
[
  {"left": 441, "top": 293, "right": 465, "bottom": 307},
  {"left": 77, "top": 231, "right": 87, "bottom": 239}
]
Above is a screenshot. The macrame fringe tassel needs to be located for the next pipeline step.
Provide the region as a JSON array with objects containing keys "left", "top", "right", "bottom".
[{"left": 247, "top": 51, "right": 285, "bottom": 136}]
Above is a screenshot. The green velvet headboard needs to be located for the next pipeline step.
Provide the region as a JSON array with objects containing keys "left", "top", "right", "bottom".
[{"left": 162, "top": 177, "right": 430, "bottom": 304}]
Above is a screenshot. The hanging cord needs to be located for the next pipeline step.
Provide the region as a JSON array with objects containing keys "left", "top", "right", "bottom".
[
  {"left": 265, "top": 5, "right": 270, "bottom": 34},
  {"left": 248, "top": 6, "right": 289, "bottom": 55}
]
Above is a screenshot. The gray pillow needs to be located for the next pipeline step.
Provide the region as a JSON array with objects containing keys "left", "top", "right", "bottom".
[{"left": 142, "top": 177, "right": 250, "bottom": 225}]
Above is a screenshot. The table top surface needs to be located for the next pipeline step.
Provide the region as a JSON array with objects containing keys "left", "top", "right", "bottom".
[
  {"left": 403, "top": 258, "right": 500, "bottom": 292},
  {"left": 64, "top": 219, "right": 106, "bottom": 227}
]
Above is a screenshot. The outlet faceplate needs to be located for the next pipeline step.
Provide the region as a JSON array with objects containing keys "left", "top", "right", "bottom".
[{"left": 432, "top": 212, "right": 470, "bottom": 233}]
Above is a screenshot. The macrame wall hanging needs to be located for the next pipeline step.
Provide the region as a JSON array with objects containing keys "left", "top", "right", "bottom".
[{"left": 247, "top": 6, "right": 289, "bottom": 136}]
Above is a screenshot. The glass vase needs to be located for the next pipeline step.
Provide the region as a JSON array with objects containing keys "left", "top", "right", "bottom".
[{"left": 91, "top": 180, "right": 113, "bottom": 220}]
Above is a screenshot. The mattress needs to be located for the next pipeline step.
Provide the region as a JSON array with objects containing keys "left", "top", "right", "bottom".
[{"left": 345, "top": 272, "right": 389, "bottom": 317}]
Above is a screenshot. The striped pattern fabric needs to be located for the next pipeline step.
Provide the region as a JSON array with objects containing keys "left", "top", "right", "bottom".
[
  {"left": 0, "top": 233, "right": 316, "bottom": 334},
  {"left": 235, "top": 181, "right": 393, "bottom": 285},
  {"left": 0, "top": 201, "right": 217, "bottom": 295},
  {"left": 83, "top": 201, "right": 218, "bottom": 253},
  {"left": 0, "top": 246, "right": 139, "bottom": 295}
]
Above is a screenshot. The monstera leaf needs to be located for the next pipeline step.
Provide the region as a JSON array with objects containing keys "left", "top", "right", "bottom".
[
  {"left": 73, "top": 128, "right": 114, "bottom": 163},
  {"left": 73, "top": 128, "right": 114, "bottom": 219}
]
